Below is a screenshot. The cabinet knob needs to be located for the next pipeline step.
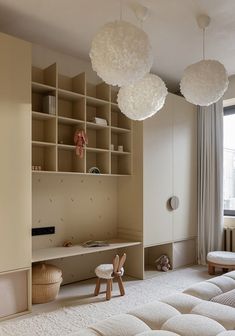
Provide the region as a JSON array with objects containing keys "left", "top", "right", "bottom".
[{"left": 169, "top": 196, "right": 179, "bottom": 210}]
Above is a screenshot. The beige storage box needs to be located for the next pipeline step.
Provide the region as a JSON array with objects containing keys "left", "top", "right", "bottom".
[{"left": 32, "top": 263, "right": 62, "bottom": 304}]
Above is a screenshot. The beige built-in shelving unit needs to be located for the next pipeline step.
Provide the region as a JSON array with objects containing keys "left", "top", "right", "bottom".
[{"left": 32, "top": 63, "right": 132, "bottom": 176}]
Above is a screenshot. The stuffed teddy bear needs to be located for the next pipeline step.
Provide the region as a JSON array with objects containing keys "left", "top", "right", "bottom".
[{"left": 155, "top": 254, "right": 171, "bottom": 272}]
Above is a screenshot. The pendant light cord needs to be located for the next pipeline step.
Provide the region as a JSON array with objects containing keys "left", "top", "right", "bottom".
[{"left": 203, "top": 28, "right": 205, "bottom": 60}]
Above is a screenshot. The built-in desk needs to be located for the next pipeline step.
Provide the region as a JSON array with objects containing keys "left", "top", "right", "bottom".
[{"left": 32, "top": 239, "right": 141, "bottom": 263}]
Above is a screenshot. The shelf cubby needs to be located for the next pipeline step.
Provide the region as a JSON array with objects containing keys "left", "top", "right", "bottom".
[
  {"left": 58, "top": 121, "right": 85, "bottom": 146},
  {"left": 86, "top": 150, "right": 110, "bottom": 174},
  {"left": 86, "top": 82, "right": 110, "bottom": 102},
  {"left": 58, "top": 96, "right": 85, "bottom": 121},
  {"left": 32, "top": 116, "right": 56, "bottom": 143},
  {"left": 32, "top": 63, "right": 57, "bottom": 88},
  {"left": 58, "top": 147, "right": 85, "bottom": 173},
  {"left": 58, "top": 72, "right": 85, "bottom": 95},
  {"left": 111, "top": 131, "right": 131, "bottom": 153},
  {"left": 86, "top": 100, "right": 110, "bottom": 125},
  {"left": 87, "top": 127, "right": 109, "bottom": 150},
  {"left": 111, "top": 152, "right": 132, "bottom": 175},
  {"left": 111, "top": 105, "right": 131, "bottom": 130},
  {"left": 32, "top": 89, "right": 56, "bottom": 115},
  {"left": 32, "top": 143, "right": 56, "bottom": 171}
]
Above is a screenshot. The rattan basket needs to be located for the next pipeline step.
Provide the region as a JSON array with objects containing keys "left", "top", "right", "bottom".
[{"left": 32, "top": 263, "right": 62, "bottom": 304}]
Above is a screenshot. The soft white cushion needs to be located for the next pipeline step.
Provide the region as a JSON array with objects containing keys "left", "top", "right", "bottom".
[
  {"left": 95, "top": 264, "right": 124, "bottom": 279},
  {"left": 224, "top": 270, "right": 235, "bottom": 280},
  {"left": 91, "top": 314, "right": 150, "bottom": 336},
  {"left": 73, "top": 329, "right": 100, "bottom": 336},
  {"left": 136, "top": 332, "right": 180, "bottom": 336},
  {"left": 207, "top": 251, "right": 235, "bottom": 266},
  {"left": 191, "top": 301, "right": 235, "bottom": 329},
  {"left": 183, "top": 281, "right": 222, "bottom": 300},
  {"left": 162, "top": 314, "right": 225, "bottom": 336},
  {"left": 129, "top": 301, "right": 180, "bottom": 330},
  {"left": 211, "top": 289, "right": 235, "bottom": 308},
  {"left": 160, "top": 293, "right": 202, "bottom": 314},
  {"left": 208, "top": 275, "right": 235, "bottom": 293},
  {"left": 217, "top": 332, "right": 235, "bottom": 336}
]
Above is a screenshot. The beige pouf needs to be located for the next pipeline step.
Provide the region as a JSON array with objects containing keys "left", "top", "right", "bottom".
[{"left": 32, "top": 263, "right": 62, "bottom": 304}]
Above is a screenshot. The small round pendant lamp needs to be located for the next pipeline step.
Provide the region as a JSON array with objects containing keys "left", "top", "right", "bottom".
[
  {"left": 89, "top": 20, "right": 153, "bottom": 87},
  {"left": 180, "top": 15, "right": 228, "bottom": 106},
  {"left": 117, "top": 73, "right": 168, "bottom": 121}
]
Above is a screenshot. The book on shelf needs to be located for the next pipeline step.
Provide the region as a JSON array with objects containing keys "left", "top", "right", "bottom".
[
  {"left": 92, "top": 117, "right": 107, "bottom": 126},
  {"left": 43, "top": 95, "right": 56, "bottom": 115}
]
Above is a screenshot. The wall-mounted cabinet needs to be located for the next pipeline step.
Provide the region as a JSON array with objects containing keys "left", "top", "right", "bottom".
[{"left": 31, "top": 64, "right": 132, "bottom": 176}]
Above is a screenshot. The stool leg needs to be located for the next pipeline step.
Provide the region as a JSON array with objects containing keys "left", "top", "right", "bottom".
[
  {"left": 208, "top": 264, "right": 215, "bottom": 275},
  {"left": 111, "top": 279, "right": 113, "bottom": 291},
  {"left": 94, "top": 278, "right": 101, "bottom": 296},
  {"left": 117, "top": 276, "right": 125, "bottom": 296},
  {"left": 106, "top": 279, "right": 112, "bottom": 300}
]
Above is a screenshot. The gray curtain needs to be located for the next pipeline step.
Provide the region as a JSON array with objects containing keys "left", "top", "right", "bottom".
[{"left": 198, "top": 100, "right": 224, "bottom": 265}]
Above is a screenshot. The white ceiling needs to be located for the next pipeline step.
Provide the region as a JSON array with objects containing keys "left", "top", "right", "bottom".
[{"left": 0, "top": 0, "right": 235, "bottom": 91}]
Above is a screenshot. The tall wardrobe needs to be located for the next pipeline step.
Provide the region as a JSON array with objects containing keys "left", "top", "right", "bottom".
[
  {"left": 0, "top": 33, "right": 31, "bottom": 319},
  {"left": 118, "top": 92, "right": 198, "bottom": 277}
]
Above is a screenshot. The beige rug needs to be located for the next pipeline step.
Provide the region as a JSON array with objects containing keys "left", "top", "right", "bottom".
[{"left": 0, "top": 266, "right": 211, "bottom": 336}]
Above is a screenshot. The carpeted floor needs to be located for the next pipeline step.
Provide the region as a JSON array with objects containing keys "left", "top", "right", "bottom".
[{"left": 0, "top": 266, "right": 212, "bottom": 336}]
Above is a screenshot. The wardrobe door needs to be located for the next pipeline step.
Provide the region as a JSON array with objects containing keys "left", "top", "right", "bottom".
[
  {"left": 0, "top": 33, "right": 31, "bottom": 273},
  {"left": 143, "top": 94, "right": 174, "bottom": 246},
  {"left": 172, "top": 95, "right": 197, "bottom": 241}
]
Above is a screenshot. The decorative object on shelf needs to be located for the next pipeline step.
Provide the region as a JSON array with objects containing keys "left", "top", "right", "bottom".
[
  {"left": 88, "top": 167, "right": 100, "bottom": 174},
  {"left": 110, "top": 144, "right": 114, "bottom": 151},
  {"left": 32, "top": 263, "right": 62, "bottom": 304},
  {"left": 42, "top": 95, "right": 56, "bottom": 115},
  {"left": 32, "top": 165, "right": 42, "bottom": 171},
  {"left": 118, "top": 73, "right": 168, "bottom": 121},
  {"left": 82, "top": 240, "right": 109, "bottom": 247},
  {"left": 92, "top": 117, "right": 107, "bottom": 126},
  {"left": 74, "top": 129, "right": 88, "bottom": 158},
  {"left": 63, "top": 240, "right": 73, "bottom": 247},
  {"left": 94, "top": 253, "right": 126, "bottom": 300},
  {"left": 155, "top": 254, "right": 171, "bottom": 272},
  {"left": 180, "top": 14, "right": 228, "bottom": 106},
  {"left": 118, "top": 145, "right": 123, "bottom": 152},
  {"left": 89, "top": 1, "right": 153, "bottom": 87}
]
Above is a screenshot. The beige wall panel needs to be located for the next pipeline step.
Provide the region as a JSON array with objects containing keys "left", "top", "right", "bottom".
[
  {"left": 172, "top": 96, "right": 197, "bottom": 241},
  {"left": 0, "top": 270, "right": 29, "bottom": 319},
  {"left": 0, "top": 33, "right": 31, "bottom": 272},
  {"left": 117, "top": 122, "right": 143, "bottom": 238},
  {"left": 173, "top": 239, "right": 197, "bottom": 268},
  {"left": 32, "top": 174, "right": 118, "bottom": 249},
  {"left": 143, "top": 94, "right": 174, "bottom": 246},
  {"left": 117, "top": 122, "right": 144, "bottom": 278}
]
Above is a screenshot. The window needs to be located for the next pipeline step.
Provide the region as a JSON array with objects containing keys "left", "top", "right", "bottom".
[{"left": 224, "top": 106, "right": 235, "bottom": 216}]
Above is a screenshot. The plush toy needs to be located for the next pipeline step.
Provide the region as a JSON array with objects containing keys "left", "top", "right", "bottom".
[
  {"left": 74, "top": 129, "right": 88, "bottom": 158},
  {"left": 155, "top": 254, "right": 171, "bottom": 272}
]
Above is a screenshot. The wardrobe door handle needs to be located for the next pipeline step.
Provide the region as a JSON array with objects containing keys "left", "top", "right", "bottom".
[{"left": 169, "top": 196, "right": 179, "bottom": 210}]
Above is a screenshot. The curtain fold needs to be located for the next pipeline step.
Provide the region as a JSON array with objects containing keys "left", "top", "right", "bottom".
[{"left": 197, "top": 100, "right": 224, "bottom": 265}]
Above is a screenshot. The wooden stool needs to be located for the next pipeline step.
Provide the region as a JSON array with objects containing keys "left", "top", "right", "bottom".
[
  {"left": 207, "top": 251, "right": 235, "bottom": 275},
  {"left": 94, "top": 253, "right": 126, "bottom": 300}
]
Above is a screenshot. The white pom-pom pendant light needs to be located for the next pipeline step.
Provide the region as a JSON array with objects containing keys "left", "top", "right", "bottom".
[
  {"left": 90, "top": 20, "right": 153, "bottom": 87},
  {"left": 180, "top": 14, "right": 228, "bottom": 106},
  {"left": 180, "top": 59, "right": 228, "bottom": 106},
  {"left": 118, "top": 73, "right": 168, "bottom": 121}
]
